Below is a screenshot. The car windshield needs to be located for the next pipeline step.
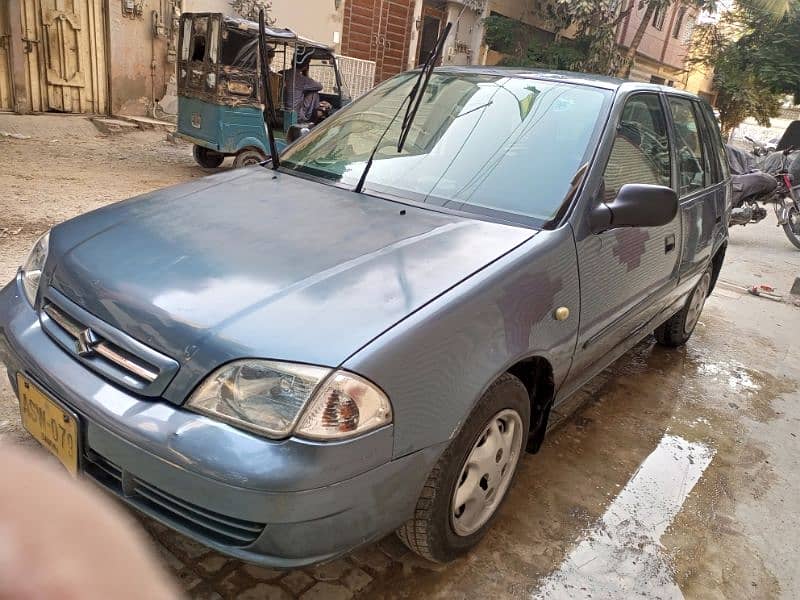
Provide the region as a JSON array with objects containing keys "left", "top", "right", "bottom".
[{"left": 280, "top": 71, "right": 612, "bottom": 224}]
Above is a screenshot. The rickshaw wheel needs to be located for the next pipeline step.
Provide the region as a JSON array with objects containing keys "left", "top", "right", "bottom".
[
  {"left": 193, "top": 145, "right": 225, "bottom": 168},
  {"left": 233, "top": 149, "right": 267, "bottom": 168}
]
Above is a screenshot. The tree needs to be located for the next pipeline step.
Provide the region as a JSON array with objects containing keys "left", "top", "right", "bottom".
[
  {"left": 548, "top": 0, "right": 635, "bottom": 75},
  {"left": 229, "top": 0, "right": 275, "bottom": 24},
  {"left": 689, "top": 0, "right": 800, "bottom": 134},
  {"left": 620, "top": 0, "right": 715, "bottom": 78},
  {"left": 483, "top": 1, "right": 635, "bottom": 75},
  {"left": 620, "top": 0, "right": 793, "bottom": 78}
]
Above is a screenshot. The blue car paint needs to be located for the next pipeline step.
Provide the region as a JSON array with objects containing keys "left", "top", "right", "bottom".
[
  {"left": 0, "top": 283, "right": 442, "bottom": 565},
  {"left": 46, "top": 168, "right": 534, "bottom": 411},
  {"left": 0, "top": 69, "right": 730, "bottom": 566}
]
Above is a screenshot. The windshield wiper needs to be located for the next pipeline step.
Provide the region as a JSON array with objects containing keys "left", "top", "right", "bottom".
[
  {"left": 397, "top": 22, "right": 451, "bottom": 153},
  {"left": 258, "top": 8, "right": 280, "bottom": 169},
  {"left": 354, "top": 21, "right": 452, "bottom": 194}
]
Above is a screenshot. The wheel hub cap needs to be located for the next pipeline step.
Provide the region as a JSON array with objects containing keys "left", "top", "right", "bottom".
[
  {"left": 451, "top": 409, "right": 523, "bottom": 537},
  {"left": 684, "top": 271, "right": 711, "bottom": 335}
]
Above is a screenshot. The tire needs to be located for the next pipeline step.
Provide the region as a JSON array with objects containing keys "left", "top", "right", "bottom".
[
  {"left": 782, "top": 205, "right": 800, "bottom": 250},
  {"left": 397, "top": 373, "right": 530, "bottom": 562},
  {"left": 655, "top": 266, "right": 712, "bottom": 347},
  {"left": 192, "top": 145, "right": 224, "bottom": 168},
  {"left": 232, "top": 149, "right": 266, "bottom": 168}
]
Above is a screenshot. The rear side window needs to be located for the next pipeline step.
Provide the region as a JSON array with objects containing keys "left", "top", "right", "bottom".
[
  {"left": 667, "top": 96, "right": 708, "bottom": 196},
  {"left": 603, "top": 93, "right": 672, "bottom": 201},
  {"left": 700, "top": 102, "right": 730, "bottom": 180}
]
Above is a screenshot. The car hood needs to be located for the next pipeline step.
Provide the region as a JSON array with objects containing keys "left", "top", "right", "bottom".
[{"left": 48, "top": 168, "right": 534, "bottom": 399}]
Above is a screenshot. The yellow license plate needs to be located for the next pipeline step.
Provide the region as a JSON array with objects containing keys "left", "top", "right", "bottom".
[{"left": 17, "top": 373, "right": 79, "bottom": 476}]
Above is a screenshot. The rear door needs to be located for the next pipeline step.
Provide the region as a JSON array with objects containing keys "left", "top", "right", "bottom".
[{"left": 665, "top": 95, "right": 721, "bottom": 284}]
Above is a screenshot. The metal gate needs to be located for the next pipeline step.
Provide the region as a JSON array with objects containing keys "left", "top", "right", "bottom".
[
  {"left": 0, "top": 4, "right": 13, "bottom": 110},
  {"left": 20, "top": 0, "right": 107, "bottom": 113}
]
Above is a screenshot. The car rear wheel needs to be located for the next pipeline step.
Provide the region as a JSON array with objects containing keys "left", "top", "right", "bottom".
[
  {"left": 192, "top": 145, "right": 225, "bottom": 168},
  {"left": 655, "top": 266, "right": 712, "bottom": 347},
  {"left": 233, "top": 149, "right": 266, "bottom": 168},
  {"left": 397, "top": 373, "right": 529, "bottom": 562}
]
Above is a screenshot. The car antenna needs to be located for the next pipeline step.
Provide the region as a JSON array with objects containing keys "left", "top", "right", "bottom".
[
  {"left": 354, "top": 20, "right": 453, "bottom": 194},
  {"left": 258, "top": 8, "right": 280, "bottom": 169}
]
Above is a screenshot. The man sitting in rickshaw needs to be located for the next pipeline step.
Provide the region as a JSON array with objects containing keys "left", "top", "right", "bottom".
[{"left": 283, "top": 52, "right": 331, "bottom": 124}]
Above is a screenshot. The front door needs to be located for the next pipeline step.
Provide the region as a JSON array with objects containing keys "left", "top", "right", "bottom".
[
  {"left": 0, "top": 3, "right": 13, "bottom": 110},
  {"left": 566, "top": 92, "right": 681, "bottom": 392},
  {"left": 19, "top": 0, "right": 107, "bottom": 113}
]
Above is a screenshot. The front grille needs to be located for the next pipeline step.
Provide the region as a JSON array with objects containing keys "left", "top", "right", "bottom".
[
  {"left": 43, "top": 303, "right": 159, "bottom": 382},
  {"left": 39, "top": 288, "right": 179, "bottom": 397},
  {"left": 85, "top": 452, "right": 265, "bottom": 547}
]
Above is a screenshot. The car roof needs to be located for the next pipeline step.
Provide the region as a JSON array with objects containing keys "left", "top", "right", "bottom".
[{"left": 431, "top": 66, "right": 703, "bottom": 99}]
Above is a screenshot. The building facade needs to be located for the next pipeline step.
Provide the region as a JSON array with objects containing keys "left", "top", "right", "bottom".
[
  {"left": 0, "top": 0, "right": 348, "bottom": 117},
  {"left": 0, "top": 0, "right": 714, "bottom": 118},
  {"left": 617, "top": 1, "right": 699, "bottom": 88}
]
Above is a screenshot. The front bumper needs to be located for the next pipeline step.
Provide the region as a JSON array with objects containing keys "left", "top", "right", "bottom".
[{"left": 0, "top": 276, "right": 442, "bottom": 567}]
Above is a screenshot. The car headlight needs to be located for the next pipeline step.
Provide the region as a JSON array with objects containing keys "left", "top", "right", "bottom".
[
  {"left": 187, "top": 360, "right": 392, "bottom": 440},
  {"left": 21, "top": 231, "right": 50, "bottom": 306}
]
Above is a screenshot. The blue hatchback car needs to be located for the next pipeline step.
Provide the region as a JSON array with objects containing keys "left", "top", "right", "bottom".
[{"left": 0, "top": 67, "right": 729, "bottom": 566}]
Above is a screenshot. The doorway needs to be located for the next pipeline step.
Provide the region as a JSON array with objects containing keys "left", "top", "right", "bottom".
[
  {"left": 341, "top": 0, "right": 415, "bottom": 84},
  {"left": 0, "top": 4, "right": 12, "bottom": 110},
  {"left": 18, "top": 0, "right": 108, "bottom": 113},
  {"left": 416, "top": 4, "right": 444, "bottom": 66}
]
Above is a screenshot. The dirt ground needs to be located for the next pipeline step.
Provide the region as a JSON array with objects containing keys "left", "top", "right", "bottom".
[{"left": 1, "top": 116, "right": 800, "bottom": 600}]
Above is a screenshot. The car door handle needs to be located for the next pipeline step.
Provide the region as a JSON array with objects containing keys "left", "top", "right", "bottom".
[{"left": 665, "top": 234, "right": 676, "bottom": 253}]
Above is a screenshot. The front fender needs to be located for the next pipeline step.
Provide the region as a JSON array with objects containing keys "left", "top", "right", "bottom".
[
  {"left": 234, "top": 136, "right": 268, "bottom": 154},
  {"left": 344, "top": 225, "right": 580, "bottom": 459}
]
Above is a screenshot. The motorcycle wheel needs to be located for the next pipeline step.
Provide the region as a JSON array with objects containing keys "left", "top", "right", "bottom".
[{"left": 783, "top": 205, "right": 800, "bottom": 250}]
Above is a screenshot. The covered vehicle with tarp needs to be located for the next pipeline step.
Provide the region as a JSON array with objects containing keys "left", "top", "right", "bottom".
[{"left": 175, "top": 13, "right": 350, "bottom": 168}]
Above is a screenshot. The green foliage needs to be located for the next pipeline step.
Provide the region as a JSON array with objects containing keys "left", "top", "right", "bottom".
[
  {"left": 483, "top": 14, "right": 527, "bottom": 55},
  {"left": 229, "top": 0, "right": 275, "bottom": 24},
  {"left": 690, "top": 0, "right": 800, "bottom": 133},
  {"left": 483, "top": 3, "right": 625, "bottom": 75}
]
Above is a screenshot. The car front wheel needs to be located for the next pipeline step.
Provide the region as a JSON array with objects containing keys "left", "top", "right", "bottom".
[{"left": 397, "top": 373, "right": 529, "bottom": 562}]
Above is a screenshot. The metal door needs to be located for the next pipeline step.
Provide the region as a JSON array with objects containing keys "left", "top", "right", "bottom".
[
  {"left": 20, "top": 0, "right": 107, "bottom": 113},
  {"left": 374, "top": 0, "right": 412, "bottom": 82},
  {"left": 0, "top": 4, "right": 13, "bottom": 110},
  {"left": 342, "top": 0, "right": 412, "bottom": 84}
]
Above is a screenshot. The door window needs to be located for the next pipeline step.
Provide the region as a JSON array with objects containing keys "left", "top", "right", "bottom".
[
  {"left": 668, "top": 96, "right": 708, "bottom": 196},
  {"left": 603, "top": 93, "right": 672, "bottom": 201},
  {"left": 191, "top": 17, "right": 209, "bottom": 62},
  {"left": 181, "top": 18, "right": 192, "bottom": 61},
  {"left": 700, "top": 102, "right": 730, "bottom": 181},
  {"left": 208, "top": 18, "right": 220, "bottom": 64}
]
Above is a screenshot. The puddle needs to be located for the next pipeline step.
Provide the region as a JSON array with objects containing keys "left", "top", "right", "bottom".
[{"left": 533, "top": 434, "right": 715, "bottom": 599}]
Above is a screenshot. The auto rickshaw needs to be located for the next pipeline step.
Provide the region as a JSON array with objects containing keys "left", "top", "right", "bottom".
[{"left": 175, "top": 13, "right": 350, "bottom": 168}]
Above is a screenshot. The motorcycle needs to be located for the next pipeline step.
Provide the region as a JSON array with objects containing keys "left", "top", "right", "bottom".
[
  {"left": 727, "top": 145, "right": 800, "bottom": 249},
  {"left": 727, "top": 122, "right": 800, "bottom": 250},
  {"left": 743, "top": 135, "right": 774, "bottom": 157}
]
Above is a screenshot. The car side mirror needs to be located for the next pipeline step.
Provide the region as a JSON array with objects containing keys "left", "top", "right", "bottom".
[{"left": 590, "top": 184, "right": 678, "bottom": 233}]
